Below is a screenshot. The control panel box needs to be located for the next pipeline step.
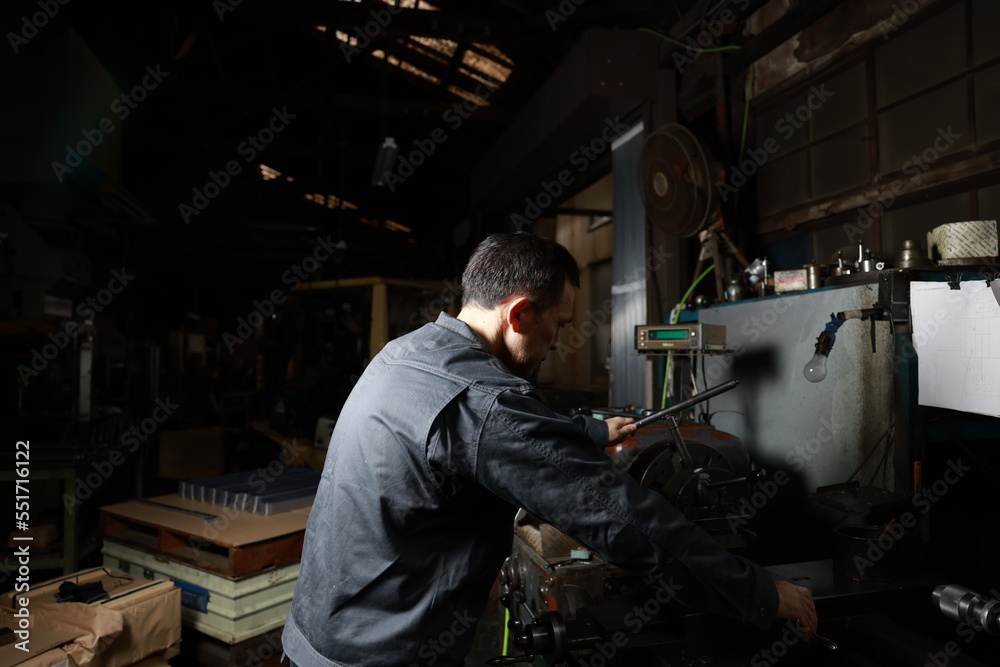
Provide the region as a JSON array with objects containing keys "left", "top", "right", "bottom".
[{"left": 634, "top": 323, "right": 726, "bottom": 353}]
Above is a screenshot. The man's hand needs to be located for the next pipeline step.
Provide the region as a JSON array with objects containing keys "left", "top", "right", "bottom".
[
  {"left": 774, "top": 579, "right": 817, "bottom": 641},
  {"left": 605, "top": 417, "right": 637, "bottom": 445}
]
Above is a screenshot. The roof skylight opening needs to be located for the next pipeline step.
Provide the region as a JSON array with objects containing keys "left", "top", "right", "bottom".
[
  {"left": 447, "top": 85, "right": 490, "bottom": 107},
  {"left": 406, "top": 41, "right": 449, "bottom": 66},
  {"left": 458, "top": 66, "right": 500, "bottom": 90},
  {"left": 411, "top": 36, "right": 457, "bottom": 58},
  {"left": 472, "top": 42, "right": 514, "bottom": 66},
  {"left": 360, "top": 217, "right": 412, "bottom": 233},
  {"left": 259, "top": 164, "right": 283, "bottom": 181},
  {"left": 304, "top": 193, "right": 360, "bottom": 211},
  {"left": 462, "top": 49, "right": 512, "bottom": 84},
  {"left": 397, "top": 0, "right": 439, "bottom": 10},
  {"left": 398, "top": 60, "right": 440, "bottom": 85}
]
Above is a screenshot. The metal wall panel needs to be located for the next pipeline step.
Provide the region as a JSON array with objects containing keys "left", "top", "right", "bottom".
[
  {"left": 698, "top": 284, "right": 894, "bottom": 495},
  {"left": 611, "top": 122, "right": 646, "bottom": 406}
]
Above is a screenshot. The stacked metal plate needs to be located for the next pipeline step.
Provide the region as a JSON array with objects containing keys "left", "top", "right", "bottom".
[{"left": 179, "top": 467, "right": 321, "bottom": 515}]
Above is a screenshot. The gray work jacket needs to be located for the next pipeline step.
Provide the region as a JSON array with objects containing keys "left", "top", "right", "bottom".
[{"left": 282, "top": 313, "right": 778, "bottom": 667}]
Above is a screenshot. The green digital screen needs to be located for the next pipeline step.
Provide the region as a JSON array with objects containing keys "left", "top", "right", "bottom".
[{"left": 649, "top": 329, "right": 689, "bottom": 340}]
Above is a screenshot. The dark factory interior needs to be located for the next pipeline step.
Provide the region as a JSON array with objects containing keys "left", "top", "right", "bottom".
[{"left": 2, "top": 0, "right": 1000, "bottom": 665}]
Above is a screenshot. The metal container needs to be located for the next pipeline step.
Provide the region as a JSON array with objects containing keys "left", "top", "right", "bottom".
[
  {"left": 805, "top": 264, "right": 825, "bottom": 290},
  {"left": 725, "top": 277, "right": 747, "bottom": 303},
  {"left": 895, "top": 239, "right": 933, "bottom": 268},
  {"left": 832, "top": 524, "right": 910, "bottom": 583}
]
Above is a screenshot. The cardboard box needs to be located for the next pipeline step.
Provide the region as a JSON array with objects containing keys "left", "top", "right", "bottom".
[
  {"left": 158, "top": 428, "right": 226, "bottom": 479},
  {"left": 0, "top": 567, "right": 181, "bottom": 667},
  {"left": 101, "top": 494, "right": 309, "bottom": 549},
  {"left": 774, "top": 269, "right": 808, "bottom": 293}
]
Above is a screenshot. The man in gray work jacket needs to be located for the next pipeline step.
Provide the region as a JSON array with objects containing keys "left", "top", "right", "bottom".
[{"left": 283, "top": 232, "right": 816, "bottom": 666}]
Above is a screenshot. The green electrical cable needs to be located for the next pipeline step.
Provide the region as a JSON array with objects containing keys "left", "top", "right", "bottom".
[
  {"left": 639, "top": 28, "right": 741, "bottom": 53},
  {"left": 661, "top": 265, "right": 716, "bottom": 409},
  {"left": 739, "top": 64, "right": 754, "bottom": 160},
  {"left": 733, "top": 64, "right": 755, "bottom": 214},
  {"left": 503, "top": 608, "right": 510, "bottom": 656}
]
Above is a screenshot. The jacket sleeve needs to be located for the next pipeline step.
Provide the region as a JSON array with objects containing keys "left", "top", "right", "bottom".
[
  {"left": 569, "top": 414, "right": 610, "bottom": 448},
  {"left": 475, "top": 388, "right": 779, "bottom": 630}
]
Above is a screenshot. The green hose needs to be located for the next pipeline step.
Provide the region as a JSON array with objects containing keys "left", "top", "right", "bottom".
[
  {"left": 661, "top": 264, "right": 716, "bottom": 409},
  {"left": 503, "top": 607, "right": 510, "bottom": 655}
]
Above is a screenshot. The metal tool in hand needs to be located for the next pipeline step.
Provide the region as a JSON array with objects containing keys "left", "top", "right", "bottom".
[
  {"left": 631, "top": 379, "right": 740, "bottom": 430},
  {"left": 631, "top": 380, "right": 740, "bottom": 470}
]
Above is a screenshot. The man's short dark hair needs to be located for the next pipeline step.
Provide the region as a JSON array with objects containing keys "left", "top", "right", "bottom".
[{"left": 461, "top": 232, "right": 581, "bottom": 312}]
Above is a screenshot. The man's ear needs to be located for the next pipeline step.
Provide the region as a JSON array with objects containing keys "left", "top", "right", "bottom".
[{"left": 504, "top": 296, "right": 533, "bottom": 333}]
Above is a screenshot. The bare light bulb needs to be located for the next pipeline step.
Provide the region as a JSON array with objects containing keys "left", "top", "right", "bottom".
[{"left": 803, "top": 351, "right": 828, "bottom": 383}]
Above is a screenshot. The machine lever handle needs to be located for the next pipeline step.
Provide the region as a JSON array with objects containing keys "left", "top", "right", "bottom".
[
  {"left": 708, "top": 468, "right": 768, "bottom": 489},
  {"left": 633, "top": 380, "right": 739, "bottom": 430}
]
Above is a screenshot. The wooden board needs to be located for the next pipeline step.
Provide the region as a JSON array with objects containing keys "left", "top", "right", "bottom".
[
  {"left": 100, "top": 495, "right": 309, "bottom": 578},
  {"left": 100, "top": 495, "right": 309, "bottom": 547}
]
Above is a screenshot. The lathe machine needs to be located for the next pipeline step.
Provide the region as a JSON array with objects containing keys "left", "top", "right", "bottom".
[{"left": 489, "top": 381, "right": 996, "bottom": 666}]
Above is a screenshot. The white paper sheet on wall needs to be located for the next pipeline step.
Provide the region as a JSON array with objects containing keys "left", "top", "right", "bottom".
[{"left": 910, "top": 280, "right": 1000, "bottom": 418}]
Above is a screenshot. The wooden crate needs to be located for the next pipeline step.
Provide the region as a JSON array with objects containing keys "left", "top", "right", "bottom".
[
  {"left": 102, "top": 541, "right": 297, "bottom": 645},
  {"left": 100, "top": 494, "right": 308, "bottom": 578}
]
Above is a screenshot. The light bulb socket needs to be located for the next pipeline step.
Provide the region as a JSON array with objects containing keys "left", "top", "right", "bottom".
[{"left": 814, "top": 331, "right": 835, "bottom": 355}]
